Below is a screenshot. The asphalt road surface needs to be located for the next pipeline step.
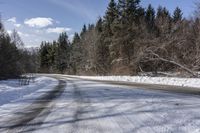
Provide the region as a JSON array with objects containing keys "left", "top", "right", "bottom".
[{"left": 1, "top": 75, "right": 200, "bottom": 133}]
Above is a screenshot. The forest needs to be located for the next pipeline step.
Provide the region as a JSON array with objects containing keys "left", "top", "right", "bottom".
[
  {"left": 2, "top": 0, "right": 200, "bottom": 78},
  {"left": 0, "top": 26, "right": 38, "bottom": 79}
]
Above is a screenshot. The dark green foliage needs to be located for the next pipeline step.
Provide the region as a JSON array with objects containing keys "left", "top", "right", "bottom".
[
  {"left": 39, "top": 32, "right": 70, "bottom": 74},
  {"left": 55, "top": 32, "right": 70, "bottom": 73},
  {"left": 156, "top": 6, "right": 171, "bottom": 19},
  {"left": 145, "top": 4, "right": 155, "bottom": 32},
  {"left": 39, "top": 42, "right": 52, "bottom": 71},
  {"left": 173, "top": 7, "right": 183, "bottom": 22},
  {"left": 0, "top": 22, "right": 38, "bottom": 79},
  {"left": 70, "top": 33, "right": 82, "bottom": 74},
  {"left": 80, "top": 24, "right": 87, "bottom": 38},
  {"left": 95, "top": 18, "right": 111, "bottom": 75},
  {"left": 105, "top": 0, "right": 119, "bottom": 24},
  {"left": 0, "top": 35, "right": 20, "bottom": 79},
  {"left": 118, "top": 0, "right": 141, "bottom": 23}
]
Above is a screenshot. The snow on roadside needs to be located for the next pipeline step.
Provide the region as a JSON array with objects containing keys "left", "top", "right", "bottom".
[
  {"left": 0, "top": 76, "right": 58, "bottom": 106},
  {"left": 65, "top": 75, "right": 200, "bottom": 88}
]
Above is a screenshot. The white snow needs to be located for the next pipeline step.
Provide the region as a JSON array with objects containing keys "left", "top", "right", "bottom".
[
  {"left": 0, "top": 76, "right": 58, "bottom": 106},
  {"left": 1, "top": 75, "right": 200, "bottom": 132},
  {"left": 31, "top": 78, "right": 200, "bottom": 133},
  {"left": 64, "top": 75, "right": 200, "bottom": 88}
]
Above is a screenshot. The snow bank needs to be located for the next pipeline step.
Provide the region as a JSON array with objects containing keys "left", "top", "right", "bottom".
[
  {"left": 0, "top": 76, "right": 58, "bottom": 106},
  {"left": 67, "top": 75, "right": 200, "bottom": 88}
]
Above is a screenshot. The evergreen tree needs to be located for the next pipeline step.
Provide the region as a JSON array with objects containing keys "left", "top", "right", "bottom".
[
  {"left": 96, "top": 17, "right": 103, "bottom": 32},
  {"left": 55, "top": 32, "right": 70, "bottom": 73},
  {"left": 0, "top": 21, "right": 34, "bottom": 79},
  {"left": 0, "top": 34, "right": 20, "bottom": 78},
  {"left": 93, "top": 0, "right": 119, "bottom": 74},
  {"left": 155, "top": 6, "right": 172, "bottom": 36},
  {"left": 88, "top": 24, "right": 95, "bottom": 31},
  {"left": 39, "top": 42, "right": 51, "bottom": 72},
  {"left": 105, "top": 0, "right": 119, "bottom": 24},
  {"left": 71, "top": 33, "right": 82, "bottom": 74},
  {"left": 145, "top": 4, "right": 155, "bottom": 32},
  {"left": 118, "top": 0, "right": 126, "bottom": 13},
  {"left": 80, "top": 24, "right": 87, "bottom": 38},
  {"left": 95, "top": 18, "right": 111, "bottom": 74},
  {"left": 156, "top": 6, "right": 171, "bottom": 20},
  {"left": 118, "top": 0, "right": 141, "bottom": 23},
  {"left": 173, "top": 7, "right": 183, "bottom": 22}
]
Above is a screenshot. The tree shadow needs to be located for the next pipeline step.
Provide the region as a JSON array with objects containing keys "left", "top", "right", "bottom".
[{"left": 1, "top": 79, "right": 200, "bottom": 132}]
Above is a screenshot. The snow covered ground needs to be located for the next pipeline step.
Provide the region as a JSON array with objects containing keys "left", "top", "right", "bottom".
[
  {"left": 0, "top": 76, "right": 58, "bottom": 106},
  {"left": 1, "top": 75, "right": 200, "bottom": 132},
  {"left": 65, "top": 75, "right": 200, "bottom": 88},
  {"left": 30, "top": 78, "right": 200, "bottom": 133},
  {"left": 0, "top": 76, "right": 60, "bottom": 132}
]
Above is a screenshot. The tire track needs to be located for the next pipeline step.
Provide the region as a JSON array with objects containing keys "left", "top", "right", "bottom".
[
  {"left": 67, "top": 79, "right": 91, "bottom": 133},
  {"left": 0, "top": 80, "right": 66, "bottom": 133}
]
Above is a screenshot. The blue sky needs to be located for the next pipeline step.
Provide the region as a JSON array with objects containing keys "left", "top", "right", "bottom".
[{"left": 0, "top": 0, "right": 196, "bottom": 47}]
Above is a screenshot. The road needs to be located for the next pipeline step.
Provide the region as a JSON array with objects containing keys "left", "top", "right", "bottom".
[{"left": 1, "top": 75, "right": 200, "bottom": 133}]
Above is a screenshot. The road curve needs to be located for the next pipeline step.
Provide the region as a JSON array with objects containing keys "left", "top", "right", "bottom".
[{"left": 1, "top": 75, "right": 200, "bottom": 133}]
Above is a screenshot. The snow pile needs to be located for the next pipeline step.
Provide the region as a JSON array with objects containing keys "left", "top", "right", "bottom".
[
  {"left": 0, "top": 76, "right": 58, "bottom": 106},
  {"left": 67, "top": 75, "right": 200, "bottom": 88}
]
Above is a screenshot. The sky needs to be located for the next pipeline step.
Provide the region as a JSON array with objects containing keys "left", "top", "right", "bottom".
[{"left": 0, "top": 0, "right": 197, "bottom": 47}]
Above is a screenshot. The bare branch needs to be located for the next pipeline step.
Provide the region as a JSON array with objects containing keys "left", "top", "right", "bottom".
[{"left": 145, "top": 49, "right": 197, "bottom": 77}]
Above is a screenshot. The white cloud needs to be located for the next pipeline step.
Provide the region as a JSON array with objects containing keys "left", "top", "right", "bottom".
[
  {"left": 35, "top": 29, "right": 43, "bottom": 34},
  {"left": 14, "top": 24, "right": 21, "bottom": 28},
  {"left": 7, "top": 30, "right": 29, "bottom": 37},
  {"left": 7, "top": 17, "right": 16, "bottom": 23},
  {"left": 24, "top": 17, "right": 54, "bottom": 28},
  {"left": 17, "top": 31, "right": 29, "bottom": 37},
  {"left": 7, "top": 17, "right": 22, "bottom": 28},
  {"left": 46, "top": 27, "right": 71, "bottom": 34}
]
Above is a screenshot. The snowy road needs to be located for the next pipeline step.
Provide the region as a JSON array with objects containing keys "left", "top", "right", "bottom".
[{"left": 1, "top": 76, "right": 200, "bottom": 132}]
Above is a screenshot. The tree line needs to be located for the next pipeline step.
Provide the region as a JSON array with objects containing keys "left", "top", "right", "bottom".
[
  {"left": 0, "top": 22, "right": 38, "bottom": 79},
  {"left": 38, "top": 0, "right": 200, "bottom": 77}
]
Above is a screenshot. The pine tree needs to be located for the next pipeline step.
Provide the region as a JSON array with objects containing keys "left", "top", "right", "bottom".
[
  {"left": 156, "top": 6, "right": 171, "bottom": 20},
  {"left": 118, "top": 0, "right": 141, "bottom": 23},
  {"left": 145, "top": 4, "right": 155, "bottom": 32},
  {"left": 0, "top": 35, "right": 18, "bottom": 78},
  {"left": 80, "top": 24, "right": 87, "bottom": 38},
  {"left": 173, "top": 7, "right": 183, "bottom": 22},
  {"left": 105, "top": 0, "right": 119, "bottom": 24},
  {"left": 39, "top": 42, "right": 50, "bottom": 72},
  {"left": 71, "top": 33, "right": 82, "bottom": 74},
  {"left": 118, "top": 0, "right": 126, "bottom": 13},
  {"left": 94, "top": 0, "right": 119, "bottom": 74},
  {"left": 111, "top": 0, "right": 142, "bottom": 68},
  {"left": 155, "top": 6, "right": 172, "bottom": 36},
  {"left": 55, "top": 32, "right": 70, "bottom": 73},
  {"left": 95, "top": 18, "right": 111, "bottom": 74},
  {"left": 88, "top": 24, "right": 95, "bottom": 31},
  {"left": 96, "top": 17, "right": 103, "bottom": 32}
]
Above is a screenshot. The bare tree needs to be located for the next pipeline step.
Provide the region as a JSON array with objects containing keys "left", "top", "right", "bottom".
[
  {"left": 10, "top": 29, "right": 24, "bottom": 49},
  {"left": 194, "top": 1, "right": 200, "bottom": 18},
  {"left": 140, "top": 46, "right": 198, "bottom": 77}
]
